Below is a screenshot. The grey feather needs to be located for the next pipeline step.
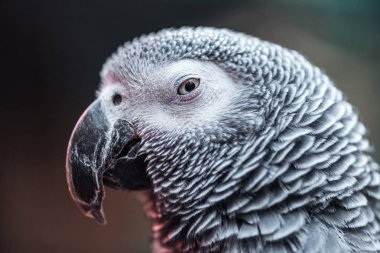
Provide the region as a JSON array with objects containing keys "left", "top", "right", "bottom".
[{"left": 97, "top": 27, "right": 380, "bottom": 252}]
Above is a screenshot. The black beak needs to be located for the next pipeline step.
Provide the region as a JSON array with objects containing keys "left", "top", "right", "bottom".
[{"left": 66, "top": 100, "right": 150, "bottom": 224}]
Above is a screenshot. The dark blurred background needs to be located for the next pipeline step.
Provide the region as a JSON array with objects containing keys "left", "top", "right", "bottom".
[{"left": 1, "top": 0, "right": 379, "bottom": 252}]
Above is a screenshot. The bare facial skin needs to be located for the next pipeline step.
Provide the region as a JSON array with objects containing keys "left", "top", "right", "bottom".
[{"left": 99, "top": 60, "right": 243, "bottom": 133}]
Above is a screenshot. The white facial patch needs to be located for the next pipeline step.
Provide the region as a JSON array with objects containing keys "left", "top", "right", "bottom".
[{"left": 137, "top": 59, "right": 244, "bottom": 132}]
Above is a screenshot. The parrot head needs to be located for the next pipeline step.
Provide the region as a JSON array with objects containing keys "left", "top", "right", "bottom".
[{"left": 67, "top": 27, "right": 269, "bottom": 224}]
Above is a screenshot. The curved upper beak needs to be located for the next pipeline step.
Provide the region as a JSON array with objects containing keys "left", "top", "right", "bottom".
[{"left": 66, "top": 99, "right": 149, "bottom": 224}]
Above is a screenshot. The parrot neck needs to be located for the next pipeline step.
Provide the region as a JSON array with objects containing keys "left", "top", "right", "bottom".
[
  {"left": 138, "top": 190, "right": 179, "bottom": 253},
  {"left": 137, "top": 80, "right": 378, "bottom": 252}
]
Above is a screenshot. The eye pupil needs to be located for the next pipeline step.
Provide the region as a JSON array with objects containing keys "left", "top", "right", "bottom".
[
  {"left": 185, "top": 81, "right": 196, "bottom": 92},
  {"left": 112, "top": 94, "right": 122, "bottom": 105},
  {"left": 177, "top": 78, "right": 200, "bottom": 95}
]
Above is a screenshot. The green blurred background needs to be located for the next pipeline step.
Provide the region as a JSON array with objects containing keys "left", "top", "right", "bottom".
[{"left": 1, "top": 0, "right": 379, "bottom": 252}]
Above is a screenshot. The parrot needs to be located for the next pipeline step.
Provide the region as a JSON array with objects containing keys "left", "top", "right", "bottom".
[{"left": 66, "top": 27, "right": 380, "bottom": 253}]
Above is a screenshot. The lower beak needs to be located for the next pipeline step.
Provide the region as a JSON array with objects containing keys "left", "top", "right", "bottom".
[{"left": 66, "top": 100, "right": 149, "bottom": 224}]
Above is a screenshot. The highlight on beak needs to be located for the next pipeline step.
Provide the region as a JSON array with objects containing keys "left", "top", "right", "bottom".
[{"left": 66, "top": 99, "right": 150, "bottom": 224}]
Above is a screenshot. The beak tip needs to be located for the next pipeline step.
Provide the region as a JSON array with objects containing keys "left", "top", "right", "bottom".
[{"left": 86, "top": 208, "right": 107, "bottom": 225}]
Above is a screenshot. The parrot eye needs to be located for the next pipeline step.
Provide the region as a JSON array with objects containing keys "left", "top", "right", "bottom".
[
  {"left": 177, "top": 78, "right": 200, "bottom": 95},
  {"left": 112, "top": 94, "right": 122, "bottom": 105}
]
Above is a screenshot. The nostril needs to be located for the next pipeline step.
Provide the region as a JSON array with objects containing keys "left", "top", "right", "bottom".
[{"left": 112, "top": 94, "right": 122, "bottom": 106}]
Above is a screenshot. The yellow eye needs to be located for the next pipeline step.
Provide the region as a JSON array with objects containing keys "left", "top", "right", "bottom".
[{"left": 177, "top": 78, "right": 200, "bottom": 95}]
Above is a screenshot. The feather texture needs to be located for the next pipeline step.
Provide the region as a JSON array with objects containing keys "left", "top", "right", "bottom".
[{"left": 101, "top": 27, "right": 380, "bottom": 253}]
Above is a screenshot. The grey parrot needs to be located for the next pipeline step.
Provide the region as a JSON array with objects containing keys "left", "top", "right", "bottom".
[{"left": 66, "top": 27, "right": 380, "bottom": 253}]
